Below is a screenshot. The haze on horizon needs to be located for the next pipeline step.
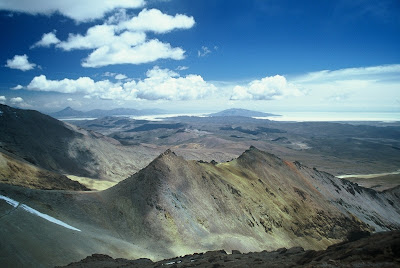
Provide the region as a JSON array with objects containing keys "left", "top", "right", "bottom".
[{"left": 0, "top": 0, "right": 399, "bottom": 114}]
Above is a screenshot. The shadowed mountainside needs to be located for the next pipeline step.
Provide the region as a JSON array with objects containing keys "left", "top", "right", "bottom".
[
  {"left": 0, "top": 147, "right": 399, "bottom": 267},
  {"left": 0, "top": 104, "right": 161, "bottom": 187}
]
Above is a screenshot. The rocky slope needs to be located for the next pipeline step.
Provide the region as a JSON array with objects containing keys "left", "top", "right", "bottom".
[
  {"left": 0, "top": 104, "right": 161, "bottom": 187},
  {"left": 61, "top": 230, "right": 400, "bottom": 267},
  {"left": 0, "top": 147, "right": 399, "bottom": 267}
]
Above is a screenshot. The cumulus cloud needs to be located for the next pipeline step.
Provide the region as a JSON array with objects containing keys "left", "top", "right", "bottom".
[
  {"left": 32, "top": 31, "right": 60, "bottom": 48},
  {"left": 135, "top": 66, "right": 216, "bottom": 100},
  {"left": 27, "top": 75, "right": 114, "bottom": 94},
  {"left": 81, "top": 39, "right": 185, "bottom": 67},
  {"left": 115, "top": 74, "right": 127, "bottom": 80},
  {"left": 0, "top": 0, "right": 145, "bottom": 22},
  {"left": 117, "top": 8, "right": 195, "bottom": 33},
  {"left": 0, "top": 96, "right": 6, "bottom": 104},
  {"left": 26, "top": 66, "right": 216, "bottom": 101},
  {"left": 230, "top": 75, "right": 303, "bottom": 100},
  {"left": 5, "top": 54, "right": 36, "bottom": 71},
  {"left": 11, "top": 85, "right": 23, "bottom": 90},
  {"left": 57, "top": 24, "right": 146, "bottom": 51},
  {"left": 49, "top": 8, "right": 194, "bottom": 67},
  {"left": 10, "top": 97, "right": 24, "bottom": 104}
]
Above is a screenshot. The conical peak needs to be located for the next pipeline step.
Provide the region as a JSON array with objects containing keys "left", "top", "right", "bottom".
[
  {"left": 237, "top": 146, "right": 283, "bottom": 167},
  {"left": 153, "top": 149, "right": 183, "bottom": 164},
  {"left": 239, "top": 145, "right": 262, "bottom": 158},
  {"left": 249, "top": 145, "right": 259, "bottom": 151}
]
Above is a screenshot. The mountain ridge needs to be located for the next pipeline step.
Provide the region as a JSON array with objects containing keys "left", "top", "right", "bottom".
[
  {"left": 0, "top": 146, "right": 399, "bottom": 267},
  {"left": 0, "top": 104, "right": 161, "bottom": 187}
]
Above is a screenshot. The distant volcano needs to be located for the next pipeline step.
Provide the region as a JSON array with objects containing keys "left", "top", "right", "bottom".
[{"left": 209, "top": 108, "right": 280, "bottom": 117}]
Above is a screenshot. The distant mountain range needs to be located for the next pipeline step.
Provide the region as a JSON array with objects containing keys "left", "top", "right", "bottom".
[
  {"left": 49, "top": 106, "right": 166, "bottom": 118},
  {"left": 209, "top": 108, "right": 280, "bottom": 117},
  {"left": 50, "top": 107, "right": 279, "bottom": 119}
]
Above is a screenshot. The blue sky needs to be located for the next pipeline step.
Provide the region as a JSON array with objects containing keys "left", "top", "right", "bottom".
[{"left": 0, "top": 0, "right": 399, "bottom": 113}]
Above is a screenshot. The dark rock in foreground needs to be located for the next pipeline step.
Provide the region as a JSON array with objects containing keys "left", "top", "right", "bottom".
[{"left": 61, "top": 230, "right": 400, "bottom": 267}]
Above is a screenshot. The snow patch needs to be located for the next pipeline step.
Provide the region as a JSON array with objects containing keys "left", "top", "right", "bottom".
[
  {"left": 0, "top": 194, "right": 81, "bottom": 232},
  {"left": 164, "top": 260, "right": 182, "bottom": 265},
  {"left": 0, "top": 194, "right": 19, "bottom": 207}
]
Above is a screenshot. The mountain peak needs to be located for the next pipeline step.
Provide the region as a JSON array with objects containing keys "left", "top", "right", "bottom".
[
  {"left": 237, "top": 145, "right": 283, "bottom": 167},
  {"left": 241, "top": 145, "right": 263, "bottom": 155},
  {"left": 160, "top": 148, "right": 176, "bottom": 157},
  {"left": 51, "top": 107, "right": 84, "bottom": 117},
  {"left": 153, "top": 149, "right": 181, "bottom": 163}
]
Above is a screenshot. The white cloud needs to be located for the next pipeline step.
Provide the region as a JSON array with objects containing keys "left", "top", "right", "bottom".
[
  {"left": 106, "top": 9, "right": 129, "bottom": 24},
  {"left": 117, "top": 8, "right": 195, "bottom": 33},
  {"left": 32, "top": 31, "right": 60, "bottom": 48},
  {"left": 57, "top": 24, "right": 146, "bottom": 51},
  {"left": 115, "top": 74, "right": 127, "bottom": 80},
  {"left": 67, "top": 98, "right": 73, "bottom": 101},
  {"left": 10, "top": 97, "right": 24, "bottom": 104},
  {"left": 37, "top": 8, "right": 194, "bottom": 67},
  {"left": 198, "top": 46, "right": 211, "bottom": 57},
  {"left": 0, "top": 96, "right": 6, "bottom": 104},
  {"left": 285, "top": 64, "right": 400, "bottom": 110},
  {"left": 230, "top": 75, "right": 303, "bottom": 100},
  {"left": 27, "top": 75, "right": 114, "bottom": 94},
  {"left": 0, "top": 0, "right": 145, "bottom": 22},
  {"left": 11, "top": 85, "right": 23, "bottom": 90},
  {"left": 5, "top": 54, "right": 36, "bottom": 71},
  {"left": 103, "top": 72, "right": 117, "bottom": 77},
  {"left": 135, "top": 66, "right": 216, "bottom": 100},
  {"left": 294, "top": 64, "right": 400, "bottom": 83},
  {"left": 176, "top": 66, "right": 189, "bottom": 71},
  {"left": 26, "top": 66, "right": 216, "bottom": 101},
  {"left": 81, "top": 39, "right": 185, "bottom": 67}
]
